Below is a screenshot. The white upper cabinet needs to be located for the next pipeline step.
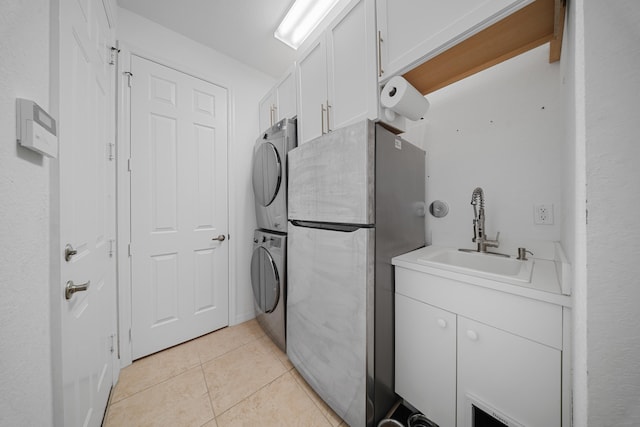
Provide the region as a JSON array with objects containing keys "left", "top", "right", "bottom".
[
  {"left": 297, "top": 0, "right": 378, "bottom": 145},
  {"left": 259, "top": 66, "right": 297, "bottom": 133},
  {"left": 297, "top": 38, "right": 328, "bottom": 145},
  {"left": 326, "top": 0, "right": 378, "bottom": 132},
  {"left": 258, "top": 89, "right": 276, "bottom": 133},
  {"left": 276, "top": 69, "right": 297, "bottom": 122},
  {"left": 376, "top": 0, "right": 533, "bottom": 80}
]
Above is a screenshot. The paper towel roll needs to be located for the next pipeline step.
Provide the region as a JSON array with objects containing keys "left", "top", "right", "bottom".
[{"left": 380, "top": 76, "right": 429, "bottom": 121}]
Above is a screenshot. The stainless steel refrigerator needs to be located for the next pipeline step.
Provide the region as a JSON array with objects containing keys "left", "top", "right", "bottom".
[{"left": 287, "top": 120, "right": 426, "bottom": 427}]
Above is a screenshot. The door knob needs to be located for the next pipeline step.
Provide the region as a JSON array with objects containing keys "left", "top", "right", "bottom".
[
  {"left": 64, "top": 244, "right": 77, "bottom": 262},
  {"left": 65, "top": 280, "right": 90, "bottom": 300},
  {"left": 212, "top": 234, "right": 226, "bottom": 242}
]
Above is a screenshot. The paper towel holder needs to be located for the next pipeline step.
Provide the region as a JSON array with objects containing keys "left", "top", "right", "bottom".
[{"left": 380, "top": 76, "right": 429, "bottom": 122}]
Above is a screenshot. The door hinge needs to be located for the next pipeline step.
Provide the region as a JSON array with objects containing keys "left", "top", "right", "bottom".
[
  {"left": 109, "top": 46, "right": 120, "bottom": 65},
  {"left": 109, "top": 334, "right": 116, "bottom": 353},
  {"left": 124, "top": 71, "right": 133, "bottom": 87},
  {"left": 127, "top": 158, "right": 132, "bottom": 172},
  {"left": 128, "top": 328, "right": 132, "bottom": 344},
  {"left": 107, "top": 142, "right": 115, "bottom": 161},
  {"left": 108, "top": 239, "right": 115, "bottom": 258},
  {"left": 128, "top": 243, "right": 132, "bottom": 257}
]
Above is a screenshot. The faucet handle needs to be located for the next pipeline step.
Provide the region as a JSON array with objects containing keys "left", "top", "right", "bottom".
[
  {"left": 483, "top": 231, "right": 500, "bottom": 249},
  {"left": 517, "top": 247, "right": 534, "bottom": 260}
]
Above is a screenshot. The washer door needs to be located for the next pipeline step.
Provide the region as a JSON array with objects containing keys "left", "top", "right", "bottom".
[
  {"left": 250, "top": 246, "right": 280, "bottom": 314},
  {"left": 252, "top": 142, "right": 282, "bottom": 207}
]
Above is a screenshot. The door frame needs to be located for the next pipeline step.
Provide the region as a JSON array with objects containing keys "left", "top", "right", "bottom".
[{"left": 115, "top": 43, "right": 236, "bottom": 366}]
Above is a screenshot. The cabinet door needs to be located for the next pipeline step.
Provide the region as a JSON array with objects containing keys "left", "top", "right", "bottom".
[
  {"left": 326, "top": 0, "right": 378, "bottom": 131},
  {"left": 396, "top": 294, "right": 456, "bottom": 427},
  {"left": 376, "top": 0, "right": 532, "bottom": 79},
  {"left": 258, "top": 89, "right": 276, "bottom": 133},
  {"left": 276, "top": 69, "right": 296, "bottom": 122},
  {"left": 457, "top": 317, "right": 561, "bottom": 427},
  {"left": 297, "top": 38, "right": 328, "bottom": 145}
]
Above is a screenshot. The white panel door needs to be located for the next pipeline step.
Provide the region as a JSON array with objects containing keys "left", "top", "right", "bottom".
[
  {"left": 58, "top": 0, "right": 116, "bottom": 426},
  {"left": 130, "top": 56, "right": 229, "bottom": 359}
]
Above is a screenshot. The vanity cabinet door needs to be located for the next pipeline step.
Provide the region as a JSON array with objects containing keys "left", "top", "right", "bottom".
[
  {"left": 376, "top": 0, "right": 533, "bottom": 80},
  {"left": 396, "top": 294, "right": 457, "bottom": 427},
  {"left": 457, "top": 316, "right": 561, "bottom": 427}
]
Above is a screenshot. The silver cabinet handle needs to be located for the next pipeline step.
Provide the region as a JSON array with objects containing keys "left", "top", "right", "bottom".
[
  {"left": 326, "top": 100, "right": 331, "bottom": 132},
  {"left": 64, "top": 244, "right": 77, "bottom": 262},
  {"left": 65, "top": 280, "right": 90, "bottom": 300},
  {"left": 377, "top": 30, "right": 384, "bottom": 77},
  {"left": 212, "top": 234, "right": 226, "bottom": 242},
  {"left": 320, "top": 103, "right": 327, "bottom": 135}
]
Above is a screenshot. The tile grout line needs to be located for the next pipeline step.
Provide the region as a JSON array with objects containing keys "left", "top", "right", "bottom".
[
  {"left": 109, "top": 361, "right": 202, "bottom": 406},
  {"left": 111, "top": 325, "right": 266, "bottom": 407},
  {"left": 209, "top": 368, "right": 295, "bottom": 420}
]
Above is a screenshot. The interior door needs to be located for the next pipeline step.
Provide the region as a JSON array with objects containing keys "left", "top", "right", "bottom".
[
  {"left": 58, "top": 0, "right": 117, "bottom": 426},
  {"left": 130, "top": 55, "right": 229, "bottom": 359}
]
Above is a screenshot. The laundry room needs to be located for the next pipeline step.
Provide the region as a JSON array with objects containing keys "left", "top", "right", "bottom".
[{"left": 1, "top": 1, "right": 639, "bottom": 427}]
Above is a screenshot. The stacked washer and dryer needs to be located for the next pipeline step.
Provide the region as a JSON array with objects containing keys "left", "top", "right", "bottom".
[{"left": 250, "top": 119, "right": 296, "bottom": 352}]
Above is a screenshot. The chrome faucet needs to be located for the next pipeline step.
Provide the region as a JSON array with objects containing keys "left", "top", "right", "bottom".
[{"left": 470, "top": 187, "right": 500, "bottom": 253}]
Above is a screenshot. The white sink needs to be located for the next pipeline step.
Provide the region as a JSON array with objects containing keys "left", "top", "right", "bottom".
[{"left": 417, "top": 248, "right": 534, "bottom": 285}]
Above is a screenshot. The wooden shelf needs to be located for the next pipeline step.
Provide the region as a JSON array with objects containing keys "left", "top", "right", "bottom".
[{"left": 403, "top": 0, "right": 566, "bottom": 96}]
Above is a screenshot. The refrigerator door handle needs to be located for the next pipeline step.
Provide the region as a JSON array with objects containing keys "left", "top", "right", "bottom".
[{"left": 289, "top": 220, "right": 369, "bottom": 233}]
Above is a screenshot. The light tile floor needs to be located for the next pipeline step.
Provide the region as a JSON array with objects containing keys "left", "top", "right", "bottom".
[{"left": 104, "top": 320, "right": 346, "bottom": 427}]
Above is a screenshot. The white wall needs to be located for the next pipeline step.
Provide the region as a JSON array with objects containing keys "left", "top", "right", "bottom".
[
  {"left": 117, "top": 8, "right": 275, "bottom": 326},
  {"left": 405, "top": 44, "right": 565, "bottom": 259},
  {"left": 583, "top": 1, "right": 640, "bottom": 425},
  {"left": 0, "top": 1, "right": 54, "bottom": 425}
]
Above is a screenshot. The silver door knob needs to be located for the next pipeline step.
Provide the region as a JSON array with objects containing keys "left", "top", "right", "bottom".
[
  {"left": 212, "top": 234, "right": 226, "bottom": 242},
  {"left": 64, "top": 244, "right": 78, "bottom": 262},
  {"left": 65, "top": 280, "right": 90, "bottom": 300}
]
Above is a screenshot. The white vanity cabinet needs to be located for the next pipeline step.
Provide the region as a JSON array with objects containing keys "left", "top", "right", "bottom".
[
  {"left": 376, "top": 0, "right": 533, "bottom": 80},
  {"left": 394, "top": 262, "right": 567, "bottom": 427},
  {"left": 258, "top": 66, "right": 297, "bottom": 133},
  {"left": 296, "top": 0, "right": 378, "bottom": 145}
]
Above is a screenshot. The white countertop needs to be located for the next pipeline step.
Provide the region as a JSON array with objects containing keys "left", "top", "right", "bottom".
[{"left": 392, "top": 245, "right": 572, "bottom": 307}]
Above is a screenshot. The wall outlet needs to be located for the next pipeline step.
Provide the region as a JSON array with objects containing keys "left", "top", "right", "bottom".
[{"left": 534, "top": 204, "right": 554, "bottom": 225}]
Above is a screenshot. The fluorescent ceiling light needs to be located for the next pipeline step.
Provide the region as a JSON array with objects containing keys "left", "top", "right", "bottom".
[{"left": 274, "top": 0, "right": 341, "bottom": 49}]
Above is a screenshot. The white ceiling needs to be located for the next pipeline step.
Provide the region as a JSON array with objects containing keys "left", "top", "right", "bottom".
[{"left": 117, "top": 0, "right": 298, "bottom": 78}]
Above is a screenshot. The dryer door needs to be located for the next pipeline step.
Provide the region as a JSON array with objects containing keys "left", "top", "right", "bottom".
[
  {"left": 250, "top": 246, "right": 281, "bottom": 314},
  {"left": 252, "top": 142, "right": 282, "bottom": 207}
]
